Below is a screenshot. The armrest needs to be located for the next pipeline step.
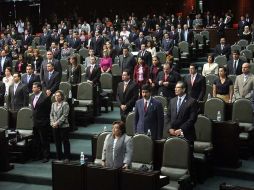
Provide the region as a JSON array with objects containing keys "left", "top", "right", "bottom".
[
  {"left": 178, "top": 174, "right": 192, "bottom": 189},
  {"left": 159, "top": 175, "right": 169, "bottom": 188}
]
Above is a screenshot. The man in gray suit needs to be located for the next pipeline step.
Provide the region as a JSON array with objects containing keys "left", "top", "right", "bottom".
[
  {"left": 234, "top": 63, "right": 254, "bottom": 100},
  {"left": 118, "top": 47, "right": 136, "bottom": 76},
  {"left": 134, "top": 84, "right": 164, "bottom": 140}
]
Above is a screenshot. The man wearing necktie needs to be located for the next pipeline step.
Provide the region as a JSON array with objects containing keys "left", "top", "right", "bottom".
[
  {"left": 167, "top": 81, "right": 198, "bottom": 144},
  {"left": 134, "top": 84, "right": 164, "bottom": 140},
  {"left": 21, "top": 65, "right": 40, "bottom": 93},
  {"left": 234, "top": 63, "right": 254, "bottom": 100},
  {"left": 8, "top": 72, "right": 29, "bottom": 128},
  {"left": 43, "top": 63, "right": 60, "bottom": 97},
  {"left": 116, "top": 69, "right": 138, "bottom": 121},
  {"left": 30, "top": 82, "right": 51, "bottom": 163}
]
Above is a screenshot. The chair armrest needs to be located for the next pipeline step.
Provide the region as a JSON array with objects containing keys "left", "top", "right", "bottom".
[{"left": 178, "top": 174, "right": 192, "bottom": 189}]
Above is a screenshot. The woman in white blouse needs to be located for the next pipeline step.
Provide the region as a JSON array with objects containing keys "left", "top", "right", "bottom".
[
  {"left": 146, "top": 40, "right": 157, "bottom": 57},
  {"left": 202, "top": 54, "right": 219, "bottom": 76},
  {"left": 2, "top": 67, "right": 13, "bottom": 95}
]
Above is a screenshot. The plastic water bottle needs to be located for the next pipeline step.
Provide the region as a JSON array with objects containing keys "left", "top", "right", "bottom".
[
  {"left": 217, "top": 111, "right": 222, "bottom": 122},
  {"left": 80, "top": 152, "right": 85, "bottom": 164},
  {"left": 207, "top": 93, "right": 211, "bottom": 100},
  {"left": 164, "top": 106, "right": 168, "bottom": 113},
  {"left": 68, "top": 90, "right": 72, "bottom": 99},
  {"left": 103, "top": 126, "right": 107, "bottom": 132},
  {"left": 147, "top": 129, "right": 151, "bottom": 138}
]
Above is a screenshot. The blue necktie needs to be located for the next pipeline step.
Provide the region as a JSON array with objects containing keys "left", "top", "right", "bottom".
[{"left": 177, "top": 97, "right": 181, "bottom": 113}]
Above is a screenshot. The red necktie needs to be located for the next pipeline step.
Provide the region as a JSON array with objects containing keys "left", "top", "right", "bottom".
[{"left": 144, "top": 101, "right": 148, "bottom": 112}]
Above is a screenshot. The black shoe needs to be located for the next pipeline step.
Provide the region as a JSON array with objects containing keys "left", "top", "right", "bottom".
[{"left": 42, "top": 158, "right": 49, "bottom": 163}]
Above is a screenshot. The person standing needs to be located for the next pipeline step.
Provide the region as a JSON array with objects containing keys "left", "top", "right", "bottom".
[
  {"left": 167, "top": 81, "right": 198, "bottom": 144},
  {"left": 117, "top": 69, "right": 139, "bottom": 121},
  {"left": 0, "top": 76, "right": 5, "bottom": 106},
  {"left": 134, "top": 84, "right": 164, "bottom": 140},
  {"left": 21, "top": 65, "right": 40, "bottom": 93},
  {"left": 31, "top": 82, "right": 51, "bottom": 163},
  {"left": 50, "top": 90, "right": 71, "bottom": 162}
]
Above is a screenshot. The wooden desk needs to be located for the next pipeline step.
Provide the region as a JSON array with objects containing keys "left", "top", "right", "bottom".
[
  {"left": 213, "top": 121, "right": 240, "bottom": 168},
  {"left": 193, "top": 28, "right": 238, "bottom": 47},
  {"left": 86, "top": 164, "right": 119, "bottom": 190},
  {"left": 52, "top": 161, "right": 85, "bottom": 190}
]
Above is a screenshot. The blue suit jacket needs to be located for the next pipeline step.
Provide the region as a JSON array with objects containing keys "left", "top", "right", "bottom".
[{"left": 134, "top": 97, "right": 164, "bottom": 140}]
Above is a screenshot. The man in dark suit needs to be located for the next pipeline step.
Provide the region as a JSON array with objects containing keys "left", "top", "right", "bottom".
[
  {"left": 69, "top": 31, "right": 82, "bottom": 51},
  {"left": 134, "top": 32, "right": 147, "bottom": 51},
  {"left": 161, "top": 33, "right": 174, "bottom": 55},
  {"left": 214, "top": 37, "right": 231, "bottom": 59},
  {"left": 50, "top": 42, "right": 61, "bottom": 60},
  {"left": 180, "top": 24, "right": 194, "bottom": 45},
  {"left": 134, "top": 84, "right": 164, "bottom": 140},
  {"left": 167, "top": 81, "right": 198, "bottom": 144},
  {"left": 117, "top": 69, "right": 139, "bottom": 121},
  {"left": 40, "top": 27, "right": 52, "bottom": 50},
  {"left": 21, "top": 65, "right": 40, "bottom": 93},
  {"left": 21, "top": 29, "right": 33, "bottom": 52},
  {"left": 8, "top": 72, "right": 29, "bottom": 128},
  {"left": 31, "top": 82, "right": 51, "bottom": 163},
  {"left": 90, "top": 30, "right": 104, "bottom": 57},
  {"left": 114, "top": 38, "right": 124, "bottom": 56},
  {"left": 227, "top": 50, "right": 244, "bottom": 75},
  {"left": 0, "top": 50, "right": 12, "bottom": 77},
  {"left": 153, "top": 24, "right": 163, "bottom": 42},
  {"left": 86, "top": 56, "right": 101, "bottom": 116},
  {"left": 40, "top": 51, "right": 62, "bottom": 82},
  {"left": 137, "top": 43, "right": 152, "bottom": 67},
  {"left": 119, "top": 47, "right": 136, "bottom": 75},
  {"left": 0, "top": 77, "right": 5, "bottom": 106},
  {"left": 157, "top": 63, "right": 181, "bottom": 100},
  {"left": 8, "top": 72, "right": 29, "bottom": 111},
  {"left": 184, "top": 64, "right": 206, "bottom": 102},
  {"left": 42, "top": 63, "right": 60, "bottom": 97}
]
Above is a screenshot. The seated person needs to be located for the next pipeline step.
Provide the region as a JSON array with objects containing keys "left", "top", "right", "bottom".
[{"left": 102, "top": 121, "right": 133, "bottom": 169}]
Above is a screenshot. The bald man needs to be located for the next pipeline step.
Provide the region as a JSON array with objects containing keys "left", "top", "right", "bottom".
[{"left": 234, "top": 63, "right": 254, "bottom": 100}]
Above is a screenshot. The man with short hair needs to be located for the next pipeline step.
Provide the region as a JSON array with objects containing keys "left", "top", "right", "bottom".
[
  {"left": 31, "top": 82, "right": 51, "bottom": 163},
  {"left": 42, "top": 63, "right": 60, "bottom": 96},
  {"left": 214, "top": 37, "right": 231, "bottom": 59},
  {"left": 227, "top": 50, "right": 244, "bottom": 75},
  {"left": 234, "top": 63, "right": 254, "bottom": 100},
  {"left": 119, "top": 47, "right": 136, "bottom": 75},
  {"left": 117, "top": 69, "right": 139, "bottom": 121},
  {"left": 21, "top": 65, "right": 40, "bottom": 93},
  {"left": 40, "top": 51, "right": 62, "bottom": 82},
  {"left": 0, "top": 50, "right": 12, "bottom": 77},
  {"left": 157, "top": 63, "right": 181, "bottom": 100},
  {"left": 184, "top": 64, "right": 206, "bottom": 101},
  {"left": 167, "top": 81, "right": 198, "bottom": 144},
  {"left": 137, "top": 43, "right": 152, "bottom": 67},
  {"left": 134, "top": 84, "right": 164, "bottom": 140}
]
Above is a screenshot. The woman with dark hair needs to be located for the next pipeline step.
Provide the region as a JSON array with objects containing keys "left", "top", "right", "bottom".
[
  {"left": 213, "top": 66, "right": 233, "bottom": 103},
  {"left": 102, "top": 121, "right": 133, "bottom": 169},
  {"left": 202, "top": 53, "right": 218, "bottom": 76},
  {"left": 146, "top": 40, "right": 157, "bottom": 57},
  {"left": 15, "top": 54, "right": 27, "bottom": 73},
  {"left": 105, "top": 41, "right": 117, "bottom": 61},
  {"left": 31, "top": 49, "right": 43, "bottom": 74},
  {"left": 133, "top": 56, "right": 150, "bottom": 96},
  {"left": 2, "top": 67, "right": 13, "bottom": 95},
  {"left": 50, "top": 90, "right": 71, "bottom": 162},
  {"left": 149, "top": 56, "right": 162, "bottom": 95},
  {"left": 61, "top": 42, "right": 72, "bottom": 59},
  {"left": 67, "top": 55, "right": 81, "bottom": 85}
]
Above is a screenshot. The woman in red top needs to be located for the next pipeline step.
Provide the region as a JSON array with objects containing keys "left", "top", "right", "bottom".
[
  {"left": 100, "top": 50, "right": 112, "bottom": 73},
  {"left": 133, "top": 56, "right": 149, "bottom": 97},
  {"left": 15, "top": 54, "right": 27, "bottom": 73}
]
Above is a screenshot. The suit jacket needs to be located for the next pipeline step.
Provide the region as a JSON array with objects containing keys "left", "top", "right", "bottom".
[
  {"left": 50, "top": 48, "right": 61, "bottom": 60},
  {"left": 102, "top": 133, "right": 133, "bottom": 168},
  {"left": 70, "top": 38, "right": 82, "bottom": 51},
  {"left": 134, "top": 97, "right": 164, "bottom": 140},
  {"left": 234, "top": 73, "right": 254, "bottom": 99},
  {"left": 214, "top": 44, "right": 231, "bottom": 59},
  {"left": 134, "top": 38, "right": 147, "bottom": 51},
  {"left": 67, "top": 64, "right": 81, "bottom": 84},
  {"left": 117, "top": 80, "right": 139, "bottom": 117},
  {"left": 0, "top": 57, "right": 12, "bottom": 76},
  {"left": 31, "top": 92, "right": 51, "bottom": 127},
  {"left": 21, "top": 73, "right": 40, "bottom": 93},
  {"left": 30, "top": 56, "right": 43, "bottom": 73},
  {"left": 118, "top": 54, "right": 136, "bottom": 74},
  {"left": 180, "top": 30, "right": 194, "bottom": 44},
  {"left": 40, "top": 33, "right": 52, "bottom": 50},
  {"left": 90, "top": 36, "right": 104, "bottom": 57},
  {"left": 156, "top": 70, "right": 181, "bottom": 99},
  {"left": 184, "top": 74, "right": 206, "bottom": 101},
  {"left": 133, "top": 64, "right": 150, "bottom": 85},
  {"left": 161, "top": 39, "right": 174, "bottom": 54},
  {"left": 50, "top": 101, "right": 70, "bottom": 128},
  {"left": 40, "top": 59, "right": 62, "bottom": 82},
  {"left": 85, "top": 64, "right": 101, "bottom": 86},
  {"left": 43, "top": 71, "right": 60, "bottom": 94},
  {"left": 21, "top": 34, "right": 33, "bottom": 47},
  {"left": 8, "top": 82, "right": 29, "bottom": 111},
  {"left": 0, "top": 81, "right": 5, "bottom": 106},
  {"left": 168, "top": 95, "right": 198, "bottom": 143},
  {"left": 227, "top": 59, "right": 244, "bottom": 75},
  {"left": 137, "top": 50, "right": 152, "bottom": 67}
]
